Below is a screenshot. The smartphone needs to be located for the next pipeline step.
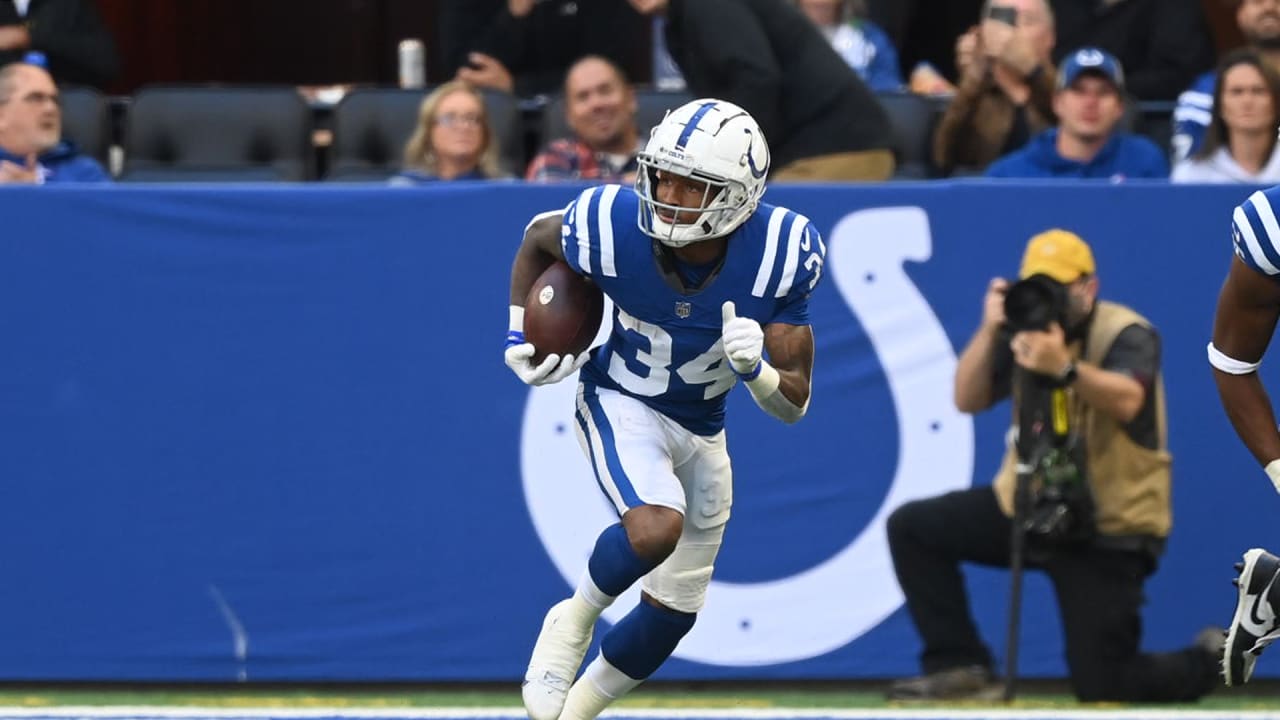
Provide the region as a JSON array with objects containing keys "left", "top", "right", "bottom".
[{"left": 986, "top": 4, "right": 1018, "bottom": 25}]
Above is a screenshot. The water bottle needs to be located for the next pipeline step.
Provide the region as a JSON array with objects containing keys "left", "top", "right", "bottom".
[{"left": 398, "top": 39, "right": 426, "bottom": 89}]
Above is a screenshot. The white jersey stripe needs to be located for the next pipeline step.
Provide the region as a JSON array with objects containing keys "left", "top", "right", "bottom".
[
  {"left": 1250, "top": 191, "right": 1280, "bottom": 269},
  {"left": 574, "top": 188, "right": 595, "bottom": 274},
  {"left": 1233, "top": 205, "right": 1280, "bottom": 275},
  {"left": 597, "top": 184, "right": 620, "bottom": 278},
  {"left": 752, "top": 207, "right": 787, "bottom": 297},
  {"left": 775, "top": 212, "right": 809, "bottom": 298},
  {"left": 559, "top": 201, "right": 577, "bottom": 260}
]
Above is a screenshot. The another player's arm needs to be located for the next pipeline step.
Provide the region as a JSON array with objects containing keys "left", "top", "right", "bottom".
[
  {"left": 1211, "top": 254, "right": 1280, "bottom": 479},
  {"left": 509, "top": 210, "right": 566, "bottom": 307}
]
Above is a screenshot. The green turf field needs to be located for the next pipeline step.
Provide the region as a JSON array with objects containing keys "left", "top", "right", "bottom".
[{"left": 0, "top": 684, "right": 1277, "bottom": 712}]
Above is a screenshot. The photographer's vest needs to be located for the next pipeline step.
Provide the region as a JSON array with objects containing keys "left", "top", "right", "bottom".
[{"left": 993, "top": 301, "right": 1172, "bottom": 539}]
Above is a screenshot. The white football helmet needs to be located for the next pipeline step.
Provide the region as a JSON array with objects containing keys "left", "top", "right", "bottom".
[{"left": 634, "top": 98, "right": 770, "bottom": 247}]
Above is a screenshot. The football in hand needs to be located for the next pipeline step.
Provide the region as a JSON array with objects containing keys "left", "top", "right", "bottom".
[{"left": 523, "top": 260, "right": 605, "bottom": 364}]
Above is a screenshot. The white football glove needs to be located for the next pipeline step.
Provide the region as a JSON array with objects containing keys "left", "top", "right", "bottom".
[
  {"left": 505, "top": 333, "right": 589, "bottom": 386},
  {"left": 721, "top": 301, "right": 763, "bottom": 377}
]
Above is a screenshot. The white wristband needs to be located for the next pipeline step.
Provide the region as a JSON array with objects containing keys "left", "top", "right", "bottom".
[
  {"left": 509, "top": 305, "right": 525, "bottom": 333},
  {"left": 1208, "top": 342, "right": 1260, "bottom": 375},
  {"left": 1266, "top": 459, "right": 1280, "bottom": 495},
  {"left": 742, "top": 362, "right": 808, "bottom": 423}
]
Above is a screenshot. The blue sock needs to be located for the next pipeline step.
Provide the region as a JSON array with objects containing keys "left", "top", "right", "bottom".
[
  {"left": 600, "top": 601, "right": 697, "bottom": 680},
  {"left": 587, "top": 523, "right": 658, "bottom": 596}
]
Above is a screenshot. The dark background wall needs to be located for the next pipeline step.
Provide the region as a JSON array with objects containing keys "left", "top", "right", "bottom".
[
  {"left": 93, "top": 0, "right": 1242, "bottom": 95},
  {"left": 97, "top": 0, "right": 439, "bottom": 93}
]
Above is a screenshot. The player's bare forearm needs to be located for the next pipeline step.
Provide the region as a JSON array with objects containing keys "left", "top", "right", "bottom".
[
  {"left": 764, "top": 323, "right": 814, "bottom": 408},
  {"left": 1212, "top": 256, "right": 1280, "bottom": 465},
  {"left": 1215, "top": 370, "right": 1280, "bottom": 467},
  {"left": 510, "top": 212, "right": 565, "bottom": 306}
]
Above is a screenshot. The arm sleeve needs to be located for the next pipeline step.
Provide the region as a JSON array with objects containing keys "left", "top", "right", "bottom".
[
  {"left": 771, "top": 218, "right": 826, "bottom": 326},
  {"left": 862, "top": 22, "right": 904, "bottom": 91},
  {"left": 677, "top": 0, "right": 784, "bottom": 142},
  {"left": 1171, "top": 73, "right": 1215, "bottom": 162},
  {"left": 931, "top": 75, "right": 988, "bottom": 173},
  {"left": 26, "top": 0, "right": 119, "bottom": 88},
  {"left": 1099, "top": 323, "right": 1162, "bottom": 450},
  {"left": 1232, "top": 190, "right": 1280, "bottom": 279},
  {"left": 560, "top": 185, "right": 629, "bottom": 278}
]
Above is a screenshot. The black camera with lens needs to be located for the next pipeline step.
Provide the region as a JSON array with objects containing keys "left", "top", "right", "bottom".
[
  {"left": 1003, "top": 274, "right": 1096, "bottom": 549},
  {"left": 1003, "top": 273, "right": 1067, "bottom": 333}
]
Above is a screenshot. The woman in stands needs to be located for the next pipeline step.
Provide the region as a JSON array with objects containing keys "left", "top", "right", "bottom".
[
  {"left": 1172, "top": 49, "right": 1280, "bottom": 184},
  {"left": 393, "top": 80, "right": 501, "bottom": 183}
]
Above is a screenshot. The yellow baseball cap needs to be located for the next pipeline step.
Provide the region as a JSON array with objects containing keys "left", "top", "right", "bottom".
[{"left": 1019, "top": 229, "right": 1095, "bottom": 283}]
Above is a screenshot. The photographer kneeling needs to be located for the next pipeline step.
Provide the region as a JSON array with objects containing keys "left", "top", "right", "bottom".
[{"left": 885, "top": 230, "right": 1221, "bottom": 702}]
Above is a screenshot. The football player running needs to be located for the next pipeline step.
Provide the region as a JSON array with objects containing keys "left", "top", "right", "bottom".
[
  {"left": 504, "top": 99, "right": 825, "bottom": 720},
  {"left": 1210, "top": 186, "right": 1280, "bottom": 686}
]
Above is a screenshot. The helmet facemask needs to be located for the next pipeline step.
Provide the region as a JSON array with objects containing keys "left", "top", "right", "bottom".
[{"left": 635, "top": 154, "right": 755, "bottom": 248}]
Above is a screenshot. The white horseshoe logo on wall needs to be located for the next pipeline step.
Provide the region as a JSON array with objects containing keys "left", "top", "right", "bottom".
[{"left": 520, "top": 207, "right": 973, "bottom": 665}]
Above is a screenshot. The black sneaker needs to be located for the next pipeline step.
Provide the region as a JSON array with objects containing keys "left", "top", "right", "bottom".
[
  {"left": 1223, "top": 548, "right": 1280, "bottom": 686},
  {"left": 886, "top": 665, "right": 1002, "bottom": 701}
]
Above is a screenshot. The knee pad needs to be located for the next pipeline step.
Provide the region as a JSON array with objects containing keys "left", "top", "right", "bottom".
[{"left": 642, "top": 520, "right": 725, "bottom": 613}]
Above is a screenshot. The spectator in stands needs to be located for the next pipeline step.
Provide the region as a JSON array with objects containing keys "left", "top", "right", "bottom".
[
  {"left": 1048, "top": 0, "right": 1212, "bottom": 102},
  {"left": 1174, "top": 0, "right": 1280, "bottom": 163},
  {"left": 526, "top": 56, "right": 641, "bottom": 183},
  {"left": 0, "top": 0, "right": 118, "bottom": 90},
  {"left": 986, "top": 48, "right": 1168, "bottom": 179},
  {"left": 1173, "top": 50, "right": 1280, "bottom": 184},
  {"left": 393, "top": 81, "right": 501, "bottom": 184},
  {"left": 796, "top": 0, "right": 903, "bottom": 92},
  {"left": 628, "top": 0, "right": 896, "bottom": 181},
  {"left": 932, "top": 0, "right": 1058, "bottom": 176},
  {"left": 0, "top": 62, "right": 106, "bottom": 183},
  {"left": 437, "top": 0, "right": 647, "bottom": 98}
]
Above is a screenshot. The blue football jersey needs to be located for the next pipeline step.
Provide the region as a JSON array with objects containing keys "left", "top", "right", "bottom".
[
  {"left": 560, "top": 185, "right": 825, "bottom": 435},
  {"left": 1232, "top": 187, "right": 1280, "bottom": 281},
  {"left": 1172, "top": 71, "right": 1214, "bottom": 163}
]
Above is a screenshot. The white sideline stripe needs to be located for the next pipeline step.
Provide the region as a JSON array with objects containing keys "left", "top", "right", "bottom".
[{"left": 5, "top": 708, "right": 1280, "bottom": 720}]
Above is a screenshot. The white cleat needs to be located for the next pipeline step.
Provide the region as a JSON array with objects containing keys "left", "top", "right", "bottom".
[{"left": 522, "top": 599, "right": 594, "bottom": 720}]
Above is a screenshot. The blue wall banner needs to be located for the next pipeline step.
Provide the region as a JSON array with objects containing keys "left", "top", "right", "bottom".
[{"left": 0, "top": 182, "right": 1267, "bottom": 681}]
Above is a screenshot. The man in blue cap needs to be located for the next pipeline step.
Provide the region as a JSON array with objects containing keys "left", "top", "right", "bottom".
[{"left": 985, "top": 46, "right": 1168, "bottom": 180}]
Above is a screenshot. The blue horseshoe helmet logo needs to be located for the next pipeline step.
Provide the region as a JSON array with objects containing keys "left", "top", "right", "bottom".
[{"left": 745, "top": 130, "right": 769, "bottom": 179}]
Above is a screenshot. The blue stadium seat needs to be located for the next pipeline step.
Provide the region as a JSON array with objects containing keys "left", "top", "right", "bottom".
[
  {"left": 121, "top": 86, "right": 313, "bottom": 182},
  {"left": 59, "top": 85, "right": 111, "bottom": 168},
  {"left": 876, "top": 92, "right": 945, "bottom": 180}
]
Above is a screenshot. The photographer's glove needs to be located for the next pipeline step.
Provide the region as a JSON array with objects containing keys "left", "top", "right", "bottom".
[
  {"left": 505, "top": 314, "right": 588, "bottom": 386},
  {"left": 721, "top": 301, "right": 764, "bottom": 378}
]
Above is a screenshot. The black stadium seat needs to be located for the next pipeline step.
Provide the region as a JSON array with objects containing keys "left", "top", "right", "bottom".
[
  {"left": 876, "top": 92, "right": 943, "bottom": 179},
  {"left": 59, "top": 85, "right": 111, "bottom": 167},
  {"left": 121, "top": 86, "right": 313, "bottom": 182},
  {"left": 537, "top": 89, "right": 693, "bottom": 156},
  {"left": 327, "top": 87, "right": 523, "bottom": 181}
]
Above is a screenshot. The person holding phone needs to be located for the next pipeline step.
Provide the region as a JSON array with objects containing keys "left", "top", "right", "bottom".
[{"left": 931, "top": 0, "right": 1058, "bottom": 175}]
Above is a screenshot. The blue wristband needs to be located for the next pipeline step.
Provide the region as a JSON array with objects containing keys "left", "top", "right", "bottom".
[
  {"left": 735, "top": 361, "right": 762, "bottom": 381},
  {"left": 506, "top": 330, "right": 525, "bottom": 348}
]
